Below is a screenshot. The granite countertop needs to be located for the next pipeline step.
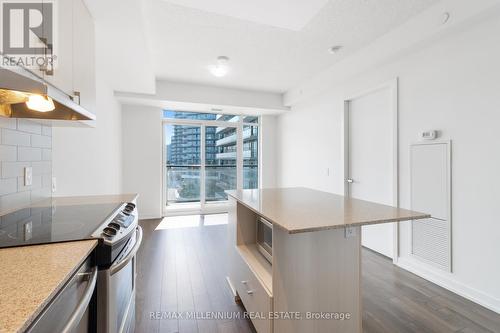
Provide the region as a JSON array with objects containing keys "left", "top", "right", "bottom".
[
  {"left": 0, "top": 240, "right": 98, "bottom": 333},
  {"left": 226, "top": 187, "right": 430, "bottom": 234}
]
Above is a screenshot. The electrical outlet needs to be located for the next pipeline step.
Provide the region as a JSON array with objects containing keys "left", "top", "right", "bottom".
[
  {"left": 52, "top": 177, "right": 57, "bottom": 193},
  {"left": 344, "top": 226, "right": 356, "bottom": 239},
  {"left": 24, "top": 221, "right": 32, "bottom": 241},
  {"left": 24, "top": 167, "right": 32, "bottom": 186}
]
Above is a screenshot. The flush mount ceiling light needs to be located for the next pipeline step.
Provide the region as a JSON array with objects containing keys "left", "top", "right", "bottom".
[
  {"left": 25, "top": 94, "right": 55, "bottom": 112},
  {"left": 209, "top": 56, "right": 230, "bottom": 77},
  {"left": 328, "top": 45, "right": 343, "bottom": 54}
]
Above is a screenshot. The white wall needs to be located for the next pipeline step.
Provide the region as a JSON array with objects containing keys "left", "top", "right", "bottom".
[
  {"left": 260, "top": 115, "right": 278, "bottom": 188},
  {"left": 276, "top": 12, "right": 500, "bottom": 312},
  {"left": 52, "top": 25, "right": 123, "bottom": 196},
  {"left": 121, "top": 105, "right": 163, "bottom": 219}
]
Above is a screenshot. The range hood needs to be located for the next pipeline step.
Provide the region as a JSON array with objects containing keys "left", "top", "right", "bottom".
[{"left": 0, "top": 67, "right": 95, "bottom": 121}]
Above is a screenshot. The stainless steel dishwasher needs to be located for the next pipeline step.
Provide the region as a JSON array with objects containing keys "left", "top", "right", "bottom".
[{"left": 26, "top": 256, "right": 97, "bottom": 333}]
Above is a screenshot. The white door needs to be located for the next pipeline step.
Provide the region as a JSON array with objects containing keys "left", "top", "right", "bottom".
[{"left": 347, "top": 85, "right": 396, "bottom": 258}]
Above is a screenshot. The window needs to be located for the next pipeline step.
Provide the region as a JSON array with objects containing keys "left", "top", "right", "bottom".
[{"left": 163, "top": 111, "right": 259, "bottom": 210}]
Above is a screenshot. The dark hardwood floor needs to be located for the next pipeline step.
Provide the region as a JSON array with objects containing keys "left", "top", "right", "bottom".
[{"left": 136, "top": 216, "right": 500, "bottom": 333}]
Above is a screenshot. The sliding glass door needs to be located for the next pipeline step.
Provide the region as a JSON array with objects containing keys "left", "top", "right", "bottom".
[
  {"left": 205, "top": 126, "right": 237, "bottom": 202},
  {"left": 163, "top": 111, "right": 259, "bottom": 212},
  {"left": 165, "top": 124, "right": 201, "bottom": 204}
]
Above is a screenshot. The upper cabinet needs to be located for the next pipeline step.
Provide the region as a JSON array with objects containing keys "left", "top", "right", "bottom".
[
  {"left": 42, "top": 0, "right": 73, "bottom": 95},
  {"left": 72, "top": 0, "right": 96, "bottom": 112},
  {"left": 39, "top": 0, "right": 95, "bottom": 113}
]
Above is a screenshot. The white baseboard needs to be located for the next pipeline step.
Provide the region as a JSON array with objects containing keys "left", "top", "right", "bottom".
[{"left": 396, "top": 257, "right": 500, "bottom": 314}]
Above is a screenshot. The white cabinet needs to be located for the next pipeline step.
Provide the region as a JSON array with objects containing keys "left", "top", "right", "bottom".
[
  {"left": 39, "top": 0, "right": 95, "bottom": 112},
  {"left": 72, "top": 0, "right": 95, "bottom": 112},
  {"left": 43, "top": 0, "right": 74, "bottom": 95}
]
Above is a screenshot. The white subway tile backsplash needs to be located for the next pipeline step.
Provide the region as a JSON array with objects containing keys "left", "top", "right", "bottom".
[
  {"left": 17, "top": 119, "right": 42, "bottom": 134},
  {"left": 42, "top": 149, "right": 51, "bottom": 161},
  {"left": 18, "top": 175, "right": 42, "bottom": 192},
  {"left": 42, "top": 125, "right": 52, "bottom": 136},
  {"left": 42, "top": 174, "right": 52, "bottom": 188},
  {"left": 0, "top": 191, "right": 31, "bottom": 210},
  {"left": 18, "top": 147, "right": 42, "bottom": 161},
  {"left": 0, "top": 118, "right": 17, "bottom": 129},
  {"left": 32, "top": 161, "right": 51, "bottom": 175},
  {"left": 31, "top": 134, "right": 51, "bottom": 148},
  {"left": 0, "top": 121, "right": 51, "bottom": 210},
  {"left": 0, "top": 145, "right": 17, "bottom": 161},
  {"left": 0, "top": 178, "right": 18, "bottom": 195},
  {"left": 1, "top": 161, "right": 31, "bottom": 178},
  {"left": 31, "top": 187, "right": 51, "bottom": 201},
  {"left": 1, "top": 129, "right": 31, "bottom": 146}
]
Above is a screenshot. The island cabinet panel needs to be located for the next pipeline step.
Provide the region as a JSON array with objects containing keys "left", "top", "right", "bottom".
[
  {"left": 233, "top": 253, "right": 273, "bottom": 333},
  {"left": 227, "top": 198, "right": 273, "bottom": 333},
  {"left": 272, "top": 226, "right": 362, "bottom": 333}
]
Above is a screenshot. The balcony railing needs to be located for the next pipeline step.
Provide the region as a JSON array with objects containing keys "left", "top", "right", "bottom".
[
  {"left": 215, "top": 127, "right": 256, "bottom": 147},
  {"left": 215, "top": 150, "right": 252, "bottom": 160},
  {"left": 166, "top": 165, "right": 245, "bottom": 204}
]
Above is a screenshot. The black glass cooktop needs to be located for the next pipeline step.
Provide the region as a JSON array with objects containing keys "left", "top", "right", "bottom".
[{"left": 0, "top": 202, "right": 122, "bottom": 248}]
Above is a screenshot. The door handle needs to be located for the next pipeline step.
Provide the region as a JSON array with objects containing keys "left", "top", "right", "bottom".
[
  {"left": 346, "top": 178, "right": 354, "bottom": 183},
  {"left": 60, "top": 267, "right": 97, "bottom": 333},
  {"left": 110, "top": 226, "right": 143, "bottom": 275}
]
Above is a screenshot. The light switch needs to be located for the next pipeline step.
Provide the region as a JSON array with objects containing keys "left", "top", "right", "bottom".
[
  {"left": 24, "top": 221, "right": 32, "bottom": 241},
  {"left": 24, "top": 167, "right": 33, "bottom": 186},
  {"left": 52, "top": 177, "right": 57, "bottom": 193}
]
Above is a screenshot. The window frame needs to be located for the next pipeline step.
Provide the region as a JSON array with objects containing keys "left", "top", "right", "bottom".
[{"left": 162, "top": 112, "right": 260, "bottom": 214}]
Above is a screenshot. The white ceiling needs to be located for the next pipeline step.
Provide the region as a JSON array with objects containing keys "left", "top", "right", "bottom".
[
  {"left": 86, "top": 0, "right": 440, "bottom": 94},
  {"left": 146, "top": 0, "right": 439, "bottom": 93},
  {"left": 161, "top": 0, "right": 329, "bottom": 31}
]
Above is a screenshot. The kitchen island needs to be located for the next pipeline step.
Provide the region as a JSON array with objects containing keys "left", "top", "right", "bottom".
[{"left": 226, "top": 187, "right": 430, "bottom": 333}]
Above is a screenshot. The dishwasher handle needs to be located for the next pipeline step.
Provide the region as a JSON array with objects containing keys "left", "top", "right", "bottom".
[
  {"left": 60, "top": 266, "right": 97, "bottom": 333},
  {"left": 110, "top": 226, "right": 143, "bottom": 276}
]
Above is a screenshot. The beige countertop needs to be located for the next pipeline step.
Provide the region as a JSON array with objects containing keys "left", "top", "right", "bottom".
[
  {"left": 226, "top": 187, "right": 430, "bottom": 234},
  {"left": 0, "top": 240, "right": 98, "bottom": 333}
]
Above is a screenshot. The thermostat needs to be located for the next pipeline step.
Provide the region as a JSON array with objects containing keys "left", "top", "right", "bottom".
[{"left": 421, "top": 130, "right": 437, "bottom": 140}]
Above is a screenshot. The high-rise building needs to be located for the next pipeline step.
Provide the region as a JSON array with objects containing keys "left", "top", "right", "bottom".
[
  {"left": 213, "top": 115, "right": 258, "bottom": 190},
  {"left": 165, "top": 110, "right": 217, "bottom": 165}
]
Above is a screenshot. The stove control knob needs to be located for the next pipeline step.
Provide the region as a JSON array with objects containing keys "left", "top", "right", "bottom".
[
  {"left": 108, "top": 222, "right": 121, "bottom": 230},
  {"left": 102, "top": 227, "right": 117, "bottom": 238}
]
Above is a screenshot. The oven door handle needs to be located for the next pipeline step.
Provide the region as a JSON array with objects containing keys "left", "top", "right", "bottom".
[
  {"left": 60, "top": 266, "right": 97, "bottom": 333},
  {"left": 110, "top": 226, "right": 143, "bottom": 276}
]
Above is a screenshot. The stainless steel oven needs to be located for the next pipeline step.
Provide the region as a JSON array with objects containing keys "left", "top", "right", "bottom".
[
  {"left": 97, "top": 225, "right": 143, "bottom": 333},
  {"left": 26, "top": 256, "right": 97, "bottom": 333},
  {"left": 256, "top": 217, "right": 272, "bottom": 263}
]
